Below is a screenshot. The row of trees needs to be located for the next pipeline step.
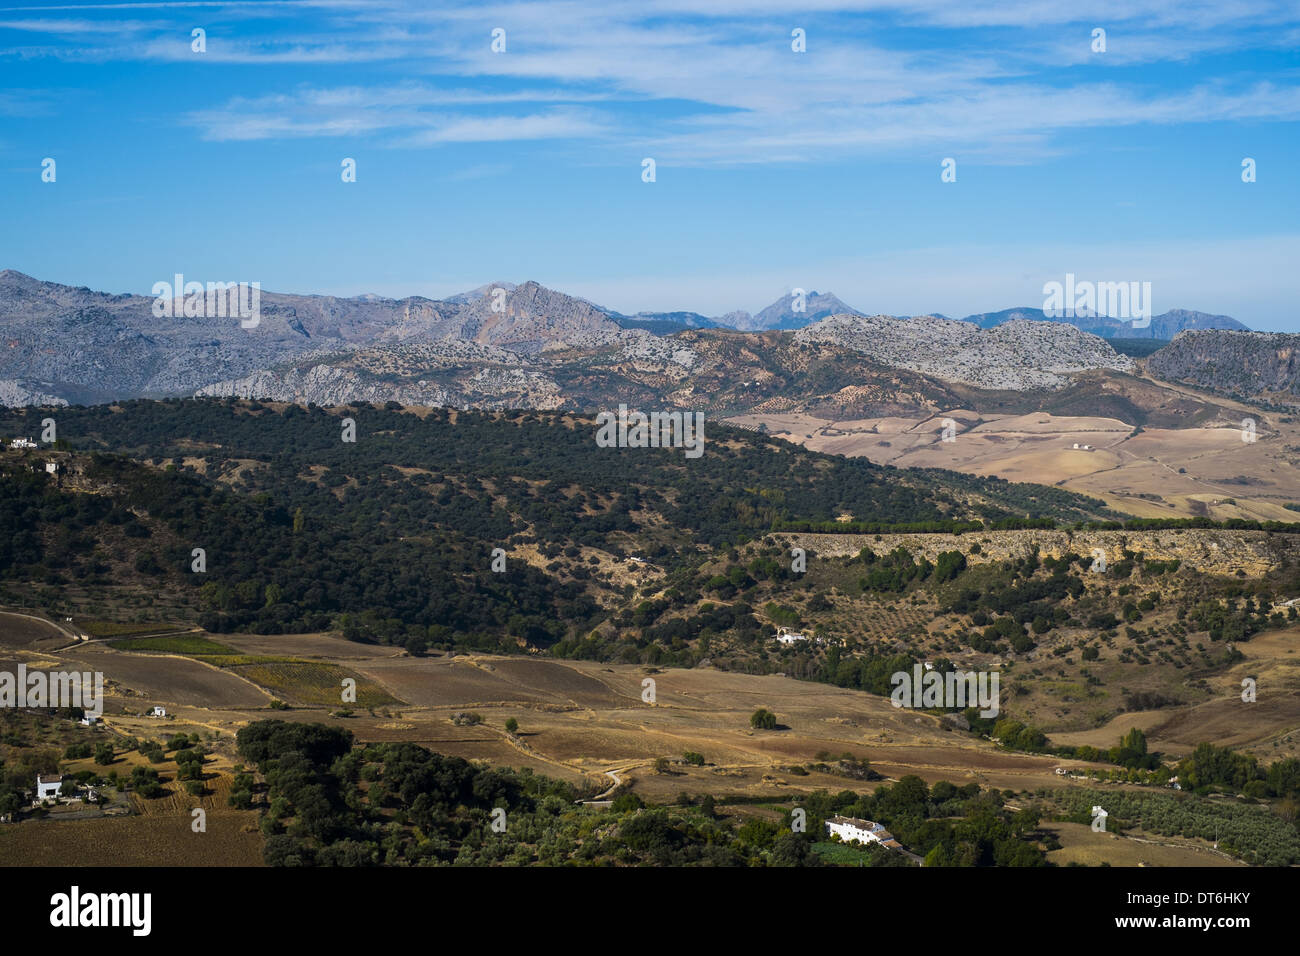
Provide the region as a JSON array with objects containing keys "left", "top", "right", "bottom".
[{"left": 1051, "top": 785, "right": 1300, "bottom": 866}]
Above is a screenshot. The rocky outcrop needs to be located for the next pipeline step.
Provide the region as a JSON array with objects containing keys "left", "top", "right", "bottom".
[
  {"left": 1148, "top": 329, "right": 1300, "bottom": 398},
  {"left": 782, "top": 528, "right": 1297, "bottom": 576},
  {"left": 794, "top": 314, "right": 1133, "bottom": 390},
  {"left": 0, "top": 379, "right": 68, "bottom": 407},
  {"left": 0, "top": 271, "right": 614, "bottom": 402}
]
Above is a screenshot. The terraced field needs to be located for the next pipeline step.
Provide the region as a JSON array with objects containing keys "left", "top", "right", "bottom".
[
  {"left": 4, "top": 611, "right": 1294, "bottom": 868},
  {"left": 0, "top": 771, "right": 264, "bottom": 867},
  {"left": 226, "top": 661, "right": 400, "bottom": 708},
  {"left": 0, "top": 611, "right": 78, "bottom": 650}
]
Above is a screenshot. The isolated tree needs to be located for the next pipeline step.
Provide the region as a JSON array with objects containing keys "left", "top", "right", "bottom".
[
  {"left": 505, "top": 718, "right": 518, "bottom": 735},
  {"left": 1121, "top": 727, "right": 1148, "bottom": 756},
  {"left": 750, "top": 708, "right": 777, "bottom": 730},
  {"left": 611, "top": 792, "right": 644, "bottom": 813}
]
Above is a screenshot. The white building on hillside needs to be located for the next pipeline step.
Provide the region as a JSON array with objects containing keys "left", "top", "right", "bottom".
[
  {"left": 774, "top": 626, "right": 807, "bottom": 645},
  {"left": 35, "top": 774, "right": 63, "bottom": 801},
  {"left": 9, "top": 438, "right": 37, "bottom": 449},
  {"left": 826, "top": 815, "right": 901, "bottom": 848}
]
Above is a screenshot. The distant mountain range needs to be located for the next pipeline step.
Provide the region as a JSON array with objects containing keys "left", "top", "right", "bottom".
[
  {"left": 959, "top": 306, "right": 1248, "bottom": 340},
  {"left": 608, "top": 294, "right": 1246, "bottom": 339},
  {"left": 424, "top": 280, "right": 1247, "bottom": 338},
  {"left": 0, "top": 269, "right": 1269, "bottom": 411},
  {"left": 605, "top": 290, "right": 863, "bottom": 333}
]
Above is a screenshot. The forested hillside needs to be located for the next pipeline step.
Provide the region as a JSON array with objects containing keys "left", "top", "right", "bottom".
[{"left": 0, "top": 400, "right": 1114, "bottom": 645}]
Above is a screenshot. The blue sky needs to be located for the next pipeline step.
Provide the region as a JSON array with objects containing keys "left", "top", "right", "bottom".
[{"left": 1, "top": 0, "right": 1297, "bottom": 328}]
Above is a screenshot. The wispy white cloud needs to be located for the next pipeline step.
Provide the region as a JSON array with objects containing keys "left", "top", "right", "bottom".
[
  {"left": 0, "top": 17, "right": 161, "bottom": 33},
  {"left": 185, "top": 83, "right": 611, "bottom": 141},
  {"left": 395, "top": 108, "right": 604, "bottom": 145},
  {"left": 4, "top": 0, "right": 1298, "bottom": 161}
]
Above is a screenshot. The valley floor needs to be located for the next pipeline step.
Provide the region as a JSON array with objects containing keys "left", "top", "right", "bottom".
[
  {"left": 727, "top": 402, "right": 1300, "bottom": 522},
  {"left": 4, "top": 610, "right": 1297, "bottom": 867}
]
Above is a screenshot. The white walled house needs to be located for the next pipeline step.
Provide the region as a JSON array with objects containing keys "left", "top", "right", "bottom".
[
  {"left": 9, "top": 437, "right": 37, "bottom": 450},
  {"left": 826, "top": 815, "right": 900, "bottom": 848},
  {"left": 35, "top": 774, "right": 63, "bottom": 801},
  {"left": 774, "top": 626, "right": 807, "bottom": 645},
  {"left": 148, "top": 706, "right": 167, "bottom": 718}
]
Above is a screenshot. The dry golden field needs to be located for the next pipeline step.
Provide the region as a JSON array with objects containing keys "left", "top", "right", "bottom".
[
  {"left": 5, "top": 607, "right": 1296, "bottom": 867},
  {"left": 1043, "top": 822, "right": 1245, "bottom": 868},
  {"left": 0, "top": 611, "right": 79, "bottom": 651},
  {"left": 8, "top": 619, "right": 1298, "bottom": 795},
  {"left": 727, "top": 394, "right": 1300, "bottom": 521},
  {"left": 0, "top": 770, "right": 264, "bottom": 867}
]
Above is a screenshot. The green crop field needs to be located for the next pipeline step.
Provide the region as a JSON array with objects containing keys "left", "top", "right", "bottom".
[
  {"left": 228, "top": 661, "right": 402, "bottom": 708},
  {"left": 82, "top": 620, "right": 184, "bottom": 639},
  {"left": 109, "top": 634, "right": 238, "bottom": 655}
]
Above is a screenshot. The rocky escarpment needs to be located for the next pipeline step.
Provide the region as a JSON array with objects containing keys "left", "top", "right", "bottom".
[
  {"left": 196, "top": 359, "right": 566, "bottom": 410},
  {"left": 0, "top": 271, "right": 614, "bottom": 402},
  {"left": 782, "top": 527, "right": 1299, "bottom": 577},
  {"left": 794, "top": 315, "right": 1134, "bottom": 390},
  {"left": 1148, "top": 329, "right": 1300, "bottom": 399},
  {"left": 0, "top": 379, "right": 68, "bottom": 407},
  {"left": 193, "top": 329, "right": 695, "bottom": 409}
]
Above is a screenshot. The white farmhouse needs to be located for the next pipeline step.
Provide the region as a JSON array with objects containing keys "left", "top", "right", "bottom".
[
  {"left": 35, "top": 774, "right": 63, "bottom": 801},
  {"left": 774, "top": 626, "right": 807, "bottom": 645},
  {"left": 148, "top": 706, "right": 167, "bottom": 718},
  {"left": 826, "top": 815, "right": 900, "bottom": 848}
]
